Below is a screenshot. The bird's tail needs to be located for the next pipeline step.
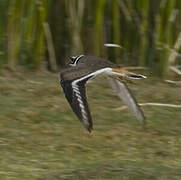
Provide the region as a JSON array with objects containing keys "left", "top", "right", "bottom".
[{"left": 112, "top": 68, "right": 146, "bottom": 80}]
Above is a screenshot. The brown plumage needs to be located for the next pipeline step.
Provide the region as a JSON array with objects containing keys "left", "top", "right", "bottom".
[{"left": 60, "top": 55, "right": 146, "bottom": 132}]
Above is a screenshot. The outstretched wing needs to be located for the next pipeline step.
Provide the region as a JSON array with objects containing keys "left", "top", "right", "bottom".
[
  {"left": 60, "top": 77, "right": 93, "bottom": 132},
  {"left": 108, "top": 77, "right": 145, "bottom": 123}
]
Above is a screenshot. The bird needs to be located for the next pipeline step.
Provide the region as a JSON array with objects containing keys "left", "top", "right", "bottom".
[{"left": 60, "top": 55, "right": 146, "bottom": 132}]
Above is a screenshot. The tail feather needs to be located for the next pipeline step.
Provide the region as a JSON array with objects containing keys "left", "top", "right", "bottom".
[{"left": 112, "top": 68, "right": 146, "bottom": 80}]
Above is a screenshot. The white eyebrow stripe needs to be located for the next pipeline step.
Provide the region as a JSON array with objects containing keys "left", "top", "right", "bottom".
[{"left": 69, "top": 55, "right": 84, "bottom": 66}]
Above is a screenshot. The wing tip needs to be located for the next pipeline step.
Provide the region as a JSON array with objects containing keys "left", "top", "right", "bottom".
[
  {"left": 137, "top": 110, "right": 146, "bottom": 124},
  {"left": 85, "top": 124, "right": 93, "bottom": 133}
]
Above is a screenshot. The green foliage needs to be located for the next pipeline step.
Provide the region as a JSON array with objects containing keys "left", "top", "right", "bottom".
[
  {"left": 112, "top": 0, "right": 121, "bottom": 63},
  {"left": 33, "top": 0, "right": 48, "bottom": 68},
  {"left": 0, "top": 0, "right": 181, "bottom": 76},
  {"left": 7, "top": 0, "right": 24, "bottom": 70},
  {"left": 94, "top": 0, "right": 106, "bottom": 56},
  {"left": 0, "top": 0, "right": 7, "bottom": 70},
  {"left": 157, "top": 0, "right": 176, "bottom": 76},
  {"left": 65, "top": 0, "right": 84, "bottom": 55}
]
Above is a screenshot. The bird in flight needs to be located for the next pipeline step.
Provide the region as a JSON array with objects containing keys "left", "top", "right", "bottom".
[{"left": 60, "top": 55, "right": 146, "bottom": 132}]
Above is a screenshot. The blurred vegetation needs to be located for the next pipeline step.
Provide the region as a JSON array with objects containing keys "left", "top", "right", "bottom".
[
  {"left": 1, "top": 1, "right": 181, "bottom": 179},
  {"left": 0, "top": 0, "right": 181, "bottom": 75},
  {"left": 0, "top": 72, "right": 181, "bottom": 179}
]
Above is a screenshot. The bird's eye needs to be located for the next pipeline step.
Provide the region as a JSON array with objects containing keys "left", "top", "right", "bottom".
[
  {"left": 69, "top": 56, "right": 76, "bottom": 63},
  {"left": 68, "top": 55, "right": 84, "bottom": 66}
]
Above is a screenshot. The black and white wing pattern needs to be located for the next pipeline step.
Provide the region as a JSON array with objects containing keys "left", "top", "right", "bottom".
[
  {"left": 108, "top": 77, "right": 145, "bottom": 123},
  {"left": 60, "top": 76, "right": 93, "bottom": 132}
]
